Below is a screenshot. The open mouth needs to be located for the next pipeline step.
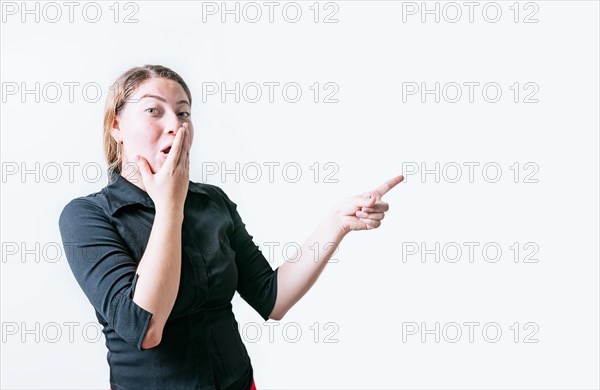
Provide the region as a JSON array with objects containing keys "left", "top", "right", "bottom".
[{"left": 161, "top": 146, "right": 172, "bottom": 155}]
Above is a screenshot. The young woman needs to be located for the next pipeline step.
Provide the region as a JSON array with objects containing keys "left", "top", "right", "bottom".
[{"left": 58, "top": 64, "right": 403, "bottom": 389}]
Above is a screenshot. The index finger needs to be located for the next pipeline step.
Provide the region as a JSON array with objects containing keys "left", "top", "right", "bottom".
[
  {"left": 164, "top": 125, "right": 185, "bottom": 169},
  {"left": 373, "top": 175, "right": 404, "bottom": 198},
  {"left": 176, "top": 124, "right": 190, "bottom": 168}
]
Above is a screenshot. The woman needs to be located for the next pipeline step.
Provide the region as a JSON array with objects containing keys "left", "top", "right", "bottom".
[{"left": 58, "top": 64, "right": 403, "bottom": 390}]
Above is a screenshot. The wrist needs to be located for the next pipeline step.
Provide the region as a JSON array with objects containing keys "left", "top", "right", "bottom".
[
  {"left": 323, "top": 211, "right": 350, "bottom": 239},
  {"left": 155, "top": 205, "right": 184, "bottom": 221}
]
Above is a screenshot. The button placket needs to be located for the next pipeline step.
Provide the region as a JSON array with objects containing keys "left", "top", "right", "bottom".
[{"left": 183, "top": 246, "right": 210, "bottom": 309}]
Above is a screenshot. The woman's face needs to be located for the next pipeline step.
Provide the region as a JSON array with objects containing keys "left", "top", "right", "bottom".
[{"left": 113, "top": 77, "right": 193, "bottom": 176}]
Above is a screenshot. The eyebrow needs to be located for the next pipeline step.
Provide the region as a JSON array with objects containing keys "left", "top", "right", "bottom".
[{"left": 139, "top": 94, "right": 190, "bottom": 107}]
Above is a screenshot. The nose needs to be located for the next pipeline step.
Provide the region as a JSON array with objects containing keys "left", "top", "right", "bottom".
[{"left": 165, "top": 113, "right": 185, "bottom": 135}]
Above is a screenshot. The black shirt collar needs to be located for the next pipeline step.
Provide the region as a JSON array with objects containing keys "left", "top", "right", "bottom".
[{"left": 103, "top": 169, "right": 209, "bottom": 216}]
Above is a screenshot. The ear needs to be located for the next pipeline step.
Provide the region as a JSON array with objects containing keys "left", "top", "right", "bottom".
[{"left": 111, "top": 117, "right": 121, "bottom": 142}]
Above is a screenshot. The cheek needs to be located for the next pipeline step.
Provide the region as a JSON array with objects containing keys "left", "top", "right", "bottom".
[{"left": 127, "top": 127, "right": 161, "bottom": 152}]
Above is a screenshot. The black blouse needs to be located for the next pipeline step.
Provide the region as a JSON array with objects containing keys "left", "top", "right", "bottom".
[{"left": 58, "top": 169, "right": 279, "bottom": 389}]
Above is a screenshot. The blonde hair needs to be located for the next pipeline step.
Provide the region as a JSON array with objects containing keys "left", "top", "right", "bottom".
[{"left": 103, "top": 64, "right": 192, "bottom": 175}]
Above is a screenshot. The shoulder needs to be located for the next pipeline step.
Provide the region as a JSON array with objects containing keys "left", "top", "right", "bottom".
[
  {"left": 188, "top": 181, "right": 238, "bottom": 215},
  {"left": 58, "top": 191, "right": 109, "bottom": 229},
  {"left": 189, "top": 180, "right": 231, "bottom": 200}
]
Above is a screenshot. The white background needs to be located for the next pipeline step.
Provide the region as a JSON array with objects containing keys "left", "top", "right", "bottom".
[{"left": 1, "top": 1, "right": 599, "bottom": 389}]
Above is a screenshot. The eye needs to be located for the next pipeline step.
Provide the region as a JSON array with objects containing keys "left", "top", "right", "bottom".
[
  {"left": 179, "top": 112, "right": 190, "bottom": 118},
  {"left": 146, "top": 107, "right": 160, "bottom": 115}
]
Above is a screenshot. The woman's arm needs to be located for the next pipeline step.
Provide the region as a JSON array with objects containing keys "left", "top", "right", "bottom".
[
  {"left": 269, "top": 175, "right": 404, "bottom": 320},
  {"left": 129, "top": 124, "right": 192, "bottom": 348},
  {"left": 131, "top": 207, "right": 184, "bottom": 349},
  {"left": 269, "top": 214, "right": 347, "bottom": 320}
]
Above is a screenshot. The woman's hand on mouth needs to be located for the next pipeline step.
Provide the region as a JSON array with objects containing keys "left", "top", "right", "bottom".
[{"left": 134, "top": 123, "right": 191, "bottom": 216}]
